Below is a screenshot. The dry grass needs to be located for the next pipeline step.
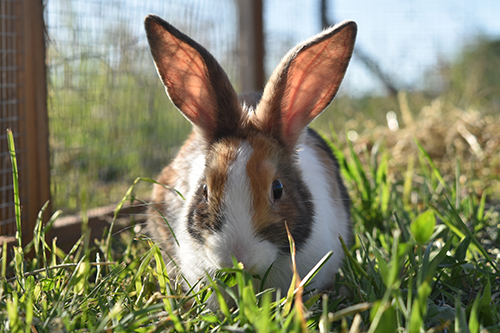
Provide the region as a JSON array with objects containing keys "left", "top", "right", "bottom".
[{"left": 344, "top": 91, "right": 500, "bottom": 199}]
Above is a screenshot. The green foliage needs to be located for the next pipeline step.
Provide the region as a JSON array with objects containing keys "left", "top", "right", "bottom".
[
  {"left": 432, "top": 37, "right": 500, "bottom": 110},
  {"left": 410, "top": 210, "right": 436, "bottom": 245},
  {"left": 320, "top": 129, "right": 500, "bottom": 332},
  {"left": 2, "top": 123, "right": 500, "bottom": 332}
]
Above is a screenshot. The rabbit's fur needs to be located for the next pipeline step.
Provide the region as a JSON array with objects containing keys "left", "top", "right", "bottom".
[{"left": 144, "top": 14, "right": 357, "bottom": 299}]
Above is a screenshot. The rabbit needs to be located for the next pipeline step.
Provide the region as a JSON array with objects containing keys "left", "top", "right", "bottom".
[{"left": 144, "top": 14, "right": 357, "bottom": 301}]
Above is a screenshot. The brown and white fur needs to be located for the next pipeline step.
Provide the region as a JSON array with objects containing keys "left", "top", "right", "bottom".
[{"left": 144, "top": 15, "right": 357, "bottom": 299}]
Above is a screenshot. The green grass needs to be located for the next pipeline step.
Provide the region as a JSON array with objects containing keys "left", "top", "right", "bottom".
[
  {"left": 1, "top": 119, "right": 500, "bottom": 332},
  {"left": 48, "top": 43, "right": 192, "bottom": 212}
]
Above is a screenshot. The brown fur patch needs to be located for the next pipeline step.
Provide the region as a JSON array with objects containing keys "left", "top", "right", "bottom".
[
  {"left": 245, "top": 132, "right": 314, "bottom": 251},
  {"left": 246, "top": 135, "right": 281, "bottom": 232},
  {"left": 147, "top": 132, "right": 202, "bottom": 255},
  {"left": 205, "top": 138, "right": 240, "bottom": 213},
  {"left": 147, "top": 164, "right": 179, "bottom": 255}
]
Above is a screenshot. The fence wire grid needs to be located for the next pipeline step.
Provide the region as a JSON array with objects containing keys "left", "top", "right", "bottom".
[{"left": 1, "top": 0, "right": 497, "bottom": 221}]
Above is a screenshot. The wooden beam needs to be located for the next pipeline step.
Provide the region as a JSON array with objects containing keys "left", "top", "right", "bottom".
[
  {"left": 22, "top": 0, "right": 51, "bottom": 247},
  {"left": 47, "top": 200, "right": 147, "bottom": 253},
  {"left": 237, "top": 0, "right": 265, "bottom": 93},
  {"left": 1, "top": 199, "right": 146, "bottom": 264}
]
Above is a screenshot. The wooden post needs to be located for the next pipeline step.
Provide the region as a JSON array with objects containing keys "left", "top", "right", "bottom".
[
  {"left": 237, "top": 0, "right": 265, "bottom": 93},
  {"left": 20, "top": 0, "right": 51, "bottom": 246}
]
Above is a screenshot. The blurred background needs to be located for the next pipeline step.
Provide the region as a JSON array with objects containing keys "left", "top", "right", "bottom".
[{"left": 1, "top": 0, "right": 499, "bottom": 239}]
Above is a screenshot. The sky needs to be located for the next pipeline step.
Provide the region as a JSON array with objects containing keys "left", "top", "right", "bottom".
[
  {"left": 265, "top": 0, "right": 500, "bottom": 94},
  {"left": 46, "top": 0, "right": 500, "bottom": 95}
]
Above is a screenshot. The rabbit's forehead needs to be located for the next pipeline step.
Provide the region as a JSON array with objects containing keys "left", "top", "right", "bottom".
[{"left": 205, "top": 135, "right": 281, "bottom": 185}]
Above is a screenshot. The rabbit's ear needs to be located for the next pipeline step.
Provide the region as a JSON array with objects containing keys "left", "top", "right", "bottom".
[
  {"left": 145, "top": 15, "right": 241, "bottom": 141},
  {"left": 255, "top": 21, "right": 357, "bottom": 148}
]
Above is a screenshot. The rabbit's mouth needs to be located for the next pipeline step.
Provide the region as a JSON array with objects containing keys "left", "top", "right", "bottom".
[{"left": 204, "top": 231, "right": 279, "bottom": 277}]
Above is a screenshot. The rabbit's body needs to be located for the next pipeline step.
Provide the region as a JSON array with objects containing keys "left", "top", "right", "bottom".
[
  {"left": 145, "top": 15, "right": 356, "bottom": 295},
  {"left": 149, "top": 126, "right": 350, "bottom": 292}
]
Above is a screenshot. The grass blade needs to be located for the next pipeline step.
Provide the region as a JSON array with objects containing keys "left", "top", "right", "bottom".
[
  {"left": 6, "top": 129, "right": 22, "bottom": 248},
  {"left": 414, "top": 137, "right": 450, "bottom": 193}
]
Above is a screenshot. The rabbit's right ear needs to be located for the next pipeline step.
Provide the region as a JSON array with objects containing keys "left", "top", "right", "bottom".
[
  {"left": 145, "top": 15, "right": 241, "bottom": 141},
  {"left": 254, "top": 21, "right": 357, "bottom": 149}
]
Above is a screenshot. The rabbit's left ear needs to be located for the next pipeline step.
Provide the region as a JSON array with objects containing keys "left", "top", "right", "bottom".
[
  {"left": 255, "top": 21, "right": 357, "bottom": 148},
  {"left": 145, "top": 15, "right": 241, "bottom": 142}
]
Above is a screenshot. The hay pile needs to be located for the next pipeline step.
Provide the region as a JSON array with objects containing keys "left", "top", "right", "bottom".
[{"left": 350, "top": 92, "right": 500, "bottom": 198}]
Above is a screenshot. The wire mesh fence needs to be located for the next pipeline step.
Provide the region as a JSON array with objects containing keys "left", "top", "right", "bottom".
[
  {"left": 2, "top": 0, "right": 498, "bottom": 222},
  {"left": 1, "top": 0, "right": 28, "bottom": 236},
  {"left": 45, "top": 0, "right": 341, "bottom": 214},
  {"left": 46, "top": 0, "right": 239, "bottom": 212}
]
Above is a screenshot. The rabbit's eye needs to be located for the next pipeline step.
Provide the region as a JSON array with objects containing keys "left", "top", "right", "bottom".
[
  {"left": 203, "top": 184, "right": 208, "bottom": 200},
  {"left": 271, "top": 179, "right": 283, "bottom": 201}
]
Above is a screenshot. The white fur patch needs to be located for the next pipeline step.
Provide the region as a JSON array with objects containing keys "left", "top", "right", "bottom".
[
  {"left": 295, "top": 142, "right": 350, "bottom": 289},
  {"left": 205, "top": 142, "right": 278, "bottom": 275},
  {"left": 174, "top": 151, "right": 209, "bottom": 285}
]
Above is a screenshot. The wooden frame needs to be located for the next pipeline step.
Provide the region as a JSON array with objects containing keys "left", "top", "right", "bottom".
[
  {"left": 237, "top": 0, "right": 265, "bottom": 92},
  {"left": 0, "top": 0, "right": 50, "bottom": 249},
  {"left": 21, "top": 0, "right": 51, "bottom": 246}
]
